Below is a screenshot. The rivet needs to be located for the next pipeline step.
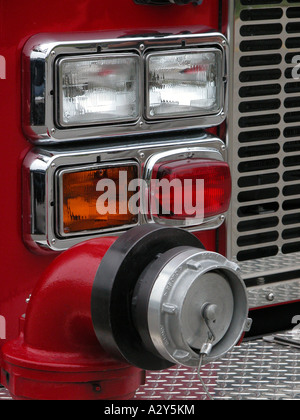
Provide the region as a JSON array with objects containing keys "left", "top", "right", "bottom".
[{"left": 93, "top": 383, "right": 102, "bottom": 393}]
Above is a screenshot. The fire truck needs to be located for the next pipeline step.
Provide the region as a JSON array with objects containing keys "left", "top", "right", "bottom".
[{"left": 0, "top": 0, "right": 300, "bottom": 401}]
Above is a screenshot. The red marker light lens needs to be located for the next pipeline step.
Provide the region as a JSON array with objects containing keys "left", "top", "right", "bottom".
[{"left": 151, "top": 159, "right": 231, "bottom": 221}]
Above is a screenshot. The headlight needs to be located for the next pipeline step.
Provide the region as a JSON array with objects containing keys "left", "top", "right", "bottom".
[
  {"left": 23, "top": 32, "right": 228, "bottom": 143},
  {"left": 146, "top": 49, "right": 222, "bottom": 119},
  {"left": 57, "top": 54, "right": 140, "bottom": 127}
]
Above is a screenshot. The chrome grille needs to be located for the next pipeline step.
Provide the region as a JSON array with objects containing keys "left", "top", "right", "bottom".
[{"left": 228, "top": 0, "right": 300, "bottom": 280}]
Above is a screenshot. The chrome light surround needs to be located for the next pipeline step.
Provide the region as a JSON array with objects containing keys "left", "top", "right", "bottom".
[
  {"left": 22, "top": 133, "right": 227, "bottom": 253},
  {"left": 22, "top": 31, "right": 228, "bottom": 144},
  {"left": 143, "top": 147, "right": 226, "bottom": 227}
]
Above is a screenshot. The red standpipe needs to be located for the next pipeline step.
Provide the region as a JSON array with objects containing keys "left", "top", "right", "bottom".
[{"left": 0, "top": 237, "right": 145, "bottom": 400}]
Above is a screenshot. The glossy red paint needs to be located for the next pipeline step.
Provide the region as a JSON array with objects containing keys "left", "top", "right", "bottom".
[
  {"left": 194, "top": 230, "right": 216, "bottom": 253},
  {"left": 0, "top": 0, "right": 220, "bottom": 350},
  {"left": 1, "top": 237, "right": 145, "bottom": 400}
]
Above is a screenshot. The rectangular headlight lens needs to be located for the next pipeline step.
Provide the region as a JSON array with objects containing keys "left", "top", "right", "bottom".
[
  {"left": 57, "top": 54, "right": 140, "bottom": 127},
  {"left": 146, "top": 49, "right": 222, "bottom": 119}
]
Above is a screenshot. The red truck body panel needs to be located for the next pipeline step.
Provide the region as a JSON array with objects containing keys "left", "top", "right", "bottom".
[{"left": 0, "top": 0, "right": 220, "bottom": 347}]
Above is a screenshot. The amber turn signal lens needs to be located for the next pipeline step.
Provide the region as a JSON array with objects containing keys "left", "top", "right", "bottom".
[{"left": 58, "top": 164, "right": 138, "bottom": 236}]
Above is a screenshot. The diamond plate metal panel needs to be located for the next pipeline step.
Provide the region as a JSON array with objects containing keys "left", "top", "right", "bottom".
[
  {"left": 0, "top": 387, "right": 11, "bottom": 400},
  {"left": 233, "top": 252, "right": 300, "bottom": 279},
  {"left": 247, "top": 279, "right": 300, "bottom": 308},
  {"left": 135, "top": 333, "right": 300, "bottom": 400},
  {"left": 1, "top": 333, "right": 300, "bottom": 400}
]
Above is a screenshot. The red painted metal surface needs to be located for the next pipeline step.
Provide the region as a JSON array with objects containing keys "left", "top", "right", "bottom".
[
  {"left": 194, "top": 230, "right": 216, "bottom": 253},
  {"left": 1, "top": 237, "right": 145, "bottom": 400},
  {"left": 0, "top": 0, "right": 220, "bottom": 352}
]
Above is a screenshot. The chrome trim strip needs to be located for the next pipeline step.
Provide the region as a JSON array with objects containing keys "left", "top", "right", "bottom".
[
  {"left": 23, "top": 132, "right": 226, "bottom": 252},
  {"left": 226, "top": 0, "right": 236, "bottom": 267},
  {"left": 22, "top": 31, "right": 228, "bottom": 144}
]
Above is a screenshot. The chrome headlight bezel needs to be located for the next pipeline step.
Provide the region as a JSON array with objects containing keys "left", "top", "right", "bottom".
[{"left": 22, "top": 31, "right": 228, "bottom": 144}]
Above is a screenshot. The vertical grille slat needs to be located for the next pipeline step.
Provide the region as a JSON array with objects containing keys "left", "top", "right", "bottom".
[{"left": 229, "top": 0, "right": 300, "bottom": 277}]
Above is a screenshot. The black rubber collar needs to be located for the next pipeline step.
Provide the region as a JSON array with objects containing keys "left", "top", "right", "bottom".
[{"left": 91, "top": 224, "right": 203, "bottom": 371}]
